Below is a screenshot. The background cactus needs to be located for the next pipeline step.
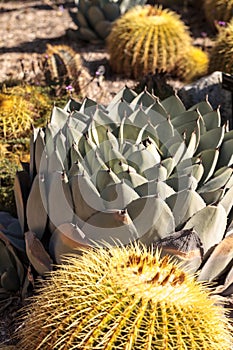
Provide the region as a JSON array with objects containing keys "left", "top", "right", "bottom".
[
  {"left": 203, "top": 0, "right": 233, "bottom": 29},
  {"left": 208, "top": 19, "right": 233, "bottom": 74},
  {"left": 69, "top": 0, "right": 146, "bottom": 43},
  {"left": 16, "top": 243, "right": 233, "bottom": 349},
  {"left": 42, "top": 44, "right": 87, "bottom": 96},
  {"left": 107, "top": 5, "right": 206, "bottom": 80}
]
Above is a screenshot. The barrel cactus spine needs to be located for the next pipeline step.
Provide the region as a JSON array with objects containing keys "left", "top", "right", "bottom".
[{"left": 16, "top": 243, "right": 233, "bottom": 349}]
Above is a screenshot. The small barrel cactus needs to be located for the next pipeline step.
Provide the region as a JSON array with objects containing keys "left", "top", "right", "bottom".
[
  {"left": 107, "top": 5, "right": 205, "bottom": 80},
  {"left": 16, "top": 243, "right": 233, "bottom": 349},
  {"left": 203, "top": 0, "right": 233, "bottom": 29},
  {"left": 208, "top": 19, "right": 233, "bottom": 74}
]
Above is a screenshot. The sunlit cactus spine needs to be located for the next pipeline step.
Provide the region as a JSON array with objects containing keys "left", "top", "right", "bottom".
[
  {"left": 16, "top": 243, "right": 233, "bottom": 349},
  {"left": 107, "top": 5, "right": 197, "bottom": 79},
  {"left": 208, "top": 19, "right": 233, "bottom": 74},
  {"left": 203, "top": 0, "right": 233, "bottom": 29}
]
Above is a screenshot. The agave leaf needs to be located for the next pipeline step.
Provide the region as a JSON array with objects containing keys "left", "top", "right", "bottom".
[
  {"left": 145, "top": 103, "right": 167, "bottom": 125},
  {"left": 166, "top": 174, "right": 198, "bottom": 192},
  {"left": 199, "top": 188, "right": 225, "bottom": 205},
  {"left": 202, "top": 109, "right": 221, "bottom": 131},
  {"left": 198, "top": 167, "right": 232, "bottom": 194},
  {"left": 217, "top": 139, "right": 233, "bottom": 169},
  {"left": 219, "top": 186, "right": 233, "bottom": 215},
  {"left": 47, "top": 149, "right": 64, "bottom": 173},
  {"left": 50, "top": 106, "right": 69, "bottom": 129},
  {"left": 101, "top": 181, "right": 139, "bottom": 210},
  {"left": 166, "top": 189, "right": 206, "bottom": 229},
  {"left": 127, "top": 149, "right": 160, "bottom": 174},
  {"left": 184, "top": 204, "right": 227, "bottom": 254},
  {"left": 135, "top": 179, "right": 175, "bottom": 200},
  {"left": 161, "top": 94, "right": 186, "bottom": 118},
  {"left": 47, "top": 172, "right": 74, "bottom": 232},
  {"left": 25, "top": 231, "right": 53, "bottom": 276},
  {"left": 178, "top": 163, "right": 204, "bottom": 183},
  {"left": 154, "top": 119, "right": 174, "bottom": 147},
  {"left": 55, "top": 130, "right": 69, "bottom": 171},
  {"left": 161, "top": 157, "right": 175, "bottom": 177},
  {"left": 130, "top": 90, "right": 155, "bottom": 110},
  {"left": 128, "top": 109, "right": 149, "bottom": 128},
  {"left": 182, "top": 130, "right": 199, "bottom": 160},
  {"left": 127, "top": 196, "right": 175, "bottom": 243},
  {"left": 49, "top": 223, "right": 91, "bottom": 264},
  {"left": 26, "top": 174, "right": 47, "bottom": 240},
  {"left": 106, "top": 86, "right": 137, "bottom": 111},
  {"left": 95, "top": 168, "right": 121, "bottom": 193},
  {"left": 117, "top": 170, "right": 148, "bottom": 188},
  {"left": 198, "top": 148, "right": 219, "bottom": 185},
  {"left": 215, "top": 265, "right": 233, "bottom": 296},
  {"left": 34, "top": 129, "right": 46, "bottom": 174},
  {"left": 143, "top": 163, "right": 168, "bottom": 181},
  {"left": 196, "top": 126, "right": 225, "bottom": 154},
  {"left": 81, "top": 209, "right": 139, "bottom": 245},
  {"left": 14, "top": 171, "right": 31, "bottom": 234},
  {"left": 79, "top": 97, "right": 98, "bottom": 116},
  {"left": 167, "top": 140, "right": 186, "bottom": 166},
  {"left": 176, "top": 119, "right": 200, "bottom": 143},
  {"left": 154, "top": 229, "right": 204, "bottom": 273},
  {"left": 188, "top": 99, "right": 213, "bottom": 115},
  {"left": 119, "top": 117, "right": 141, "bottom": 144},
  {"left": 108, "top": 100, "right": 133, "bottom": 121},
  {"left": 171, "top": 110, "right": 200, "bottom": 128},
  {"left": 198, "top": 233, "right": 233, "bottom": 282},
  {"left": 71, "top": 174, "right": 105, "bottom": 223}
]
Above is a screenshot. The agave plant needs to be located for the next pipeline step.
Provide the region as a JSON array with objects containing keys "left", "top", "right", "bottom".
[
  {"left": 69, "top": 0, "right": 146, "bottom": 43},
  {"left": 1, "top": 87, "right": 232, "bottom": 299}
]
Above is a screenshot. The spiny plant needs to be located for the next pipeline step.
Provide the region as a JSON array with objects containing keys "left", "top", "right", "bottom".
[
  {"left": 0, "top": 84, "right": 51, "bottom": 140},
  {"left": 203, "top": 0, "right": 233, "bottom": 29},
  {"left": 69, "top": 0, "right": 146, "bottom": 43},
  {"left": 208, "top": 19, "right": 233, "bottom": 74},
  {"left": 16, "top": 243, "right": 233, "bottom": 349},
  {"left": 42, "top": 44, "right": 87, "bottom": 96},
  {"left": 107, "top": 5, "right": 206, "bottom": 80},
  {"left": 0, "top": 86, "right": 231, "bottom": 301}
]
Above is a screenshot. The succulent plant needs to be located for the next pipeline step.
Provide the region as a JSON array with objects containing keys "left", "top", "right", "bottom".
[
  {"left": 208, "top": 19, "right": 233, "bottom": 74},
  {"left": 107, "top": 5, "right": 206, "bottom": 80},
  {"left": 69, "top": 0, "right": 146, "bottom": 43},
  {"left": 16, "top": 243, "right": 233, "bottom": 349},
  {"left": 42, "top": 44, "right": 88, "bottom": 96},
  {"left": 203, "top": 0, "right": 233, "bottom": 29},
  {"left": 0, "top": 84, "right": 51, "bottom": 140},
  {"left": 0, "top": 86, "right": 231, "bottom": 299}
]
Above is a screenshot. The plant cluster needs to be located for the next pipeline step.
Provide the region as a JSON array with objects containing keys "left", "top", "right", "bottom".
[{"left": 0, "top": 87, "right": 232, "bottom": 301}]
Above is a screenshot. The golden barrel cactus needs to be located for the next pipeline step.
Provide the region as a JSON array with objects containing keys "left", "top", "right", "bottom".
[
  {"left": 16, "top": 243, "right": 233, "bottom": 349},
  {"left": 107, "top": 5, "right": 193, "bottom": 79}
]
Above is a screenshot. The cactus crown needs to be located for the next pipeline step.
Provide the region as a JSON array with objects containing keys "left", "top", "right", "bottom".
[{"left": 16, "top": 243, "right": 233, "bottom": 349}]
